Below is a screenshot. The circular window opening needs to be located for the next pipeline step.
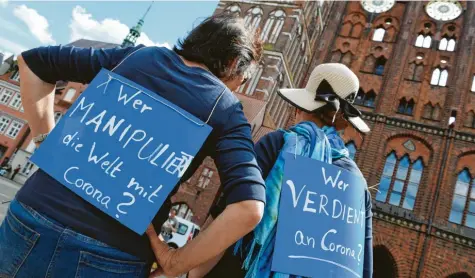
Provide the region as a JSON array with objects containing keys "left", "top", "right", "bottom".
[
  {"left": 416, "top": 56, "right": 423, "bottom": 60},
  {"left": 441, "top": 60, "right": 447, "bottom": 64},
  {"left": 448, "top": 25, "right": 456, "bottom": 32},
  {"left": 424, "top": 22, "right": 432, "bottom": 29},
  {"left": 252, "top": 7, "right": 261, "bottom": 14},
  {"left": 385, "top": 18, "right": 392, "bottom": 25}
]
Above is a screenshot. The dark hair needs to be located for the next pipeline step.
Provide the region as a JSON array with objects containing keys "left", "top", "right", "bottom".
[{"left": 174, "top": 14, "right": 262, "bottom": 79}]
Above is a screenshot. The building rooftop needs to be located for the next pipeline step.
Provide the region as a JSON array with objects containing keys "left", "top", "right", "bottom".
[
  {"left": 66, "top": 39, "right": 120, "bottom": 49},
  {"left": 234, "top": 93, "right": 267, "bottom": 123}
]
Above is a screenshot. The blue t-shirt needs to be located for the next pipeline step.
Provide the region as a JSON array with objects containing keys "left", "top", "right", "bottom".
[
  {"left": 17, "top": 45, "right": 266, "bottom": 260},
  {"left": 207, "top": 130, "right": 373, "bottom": 278}
]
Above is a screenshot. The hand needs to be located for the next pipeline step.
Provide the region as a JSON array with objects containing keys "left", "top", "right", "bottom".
[{"left": 146, "top": 225, "right": 180, "bottom": 278}]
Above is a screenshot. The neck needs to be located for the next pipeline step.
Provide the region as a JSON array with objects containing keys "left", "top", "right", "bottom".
[
  {"left": 178, "top": 55, "right": 210, "bottom": 72},
  {"left": 295, "top": 111, "right": 328, "bottom": 128}
]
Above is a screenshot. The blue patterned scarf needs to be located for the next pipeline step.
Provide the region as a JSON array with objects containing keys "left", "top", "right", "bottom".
[{"left": 233, "top": 121, "right": 349, "bottom": 278}]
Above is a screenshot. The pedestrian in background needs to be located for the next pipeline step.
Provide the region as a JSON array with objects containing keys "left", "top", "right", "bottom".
[{"left": 10, "top": 164, "right": 21, "bottom": 181}]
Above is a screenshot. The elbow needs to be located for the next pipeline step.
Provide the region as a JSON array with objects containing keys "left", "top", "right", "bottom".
[
  {"left": 17, "top": 55, "right": 25, "bottom": 68},
  {"left": 240, "top": 200, "right": 264, "bottom": 229}
]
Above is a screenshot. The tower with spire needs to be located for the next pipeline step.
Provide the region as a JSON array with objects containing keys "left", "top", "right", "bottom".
[{"left": 121, "top": 2, "right": 153, "bottom": 48}]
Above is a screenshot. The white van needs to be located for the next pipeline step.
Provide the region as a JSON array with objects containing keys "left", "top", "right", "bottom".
[{"left": 166, "top": 216, "right": 200, "bottom": 249}]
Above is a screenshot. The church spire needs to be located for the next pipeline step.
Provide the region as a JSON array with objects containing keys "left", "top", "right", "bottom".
[{"left": 121, "top": 1, "right": 154, "bottom": 48}]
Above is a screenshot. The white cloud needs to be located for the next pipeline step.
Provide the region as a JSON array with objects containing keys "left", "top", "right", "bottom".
[
  {"left": 0, "top": 0, "right": 8, "bottom": 7},
  {"left": 70, "top": 6, "right": 170, "bottom": 49},
  {"left": 0, "top": 37, "right": 28, "bottom": 55},
  {"left": 13, "top": 5, "right": 56, "bottom": 45},
  {"left": 0, "top": 17, "right": 30, "bottom": 39}
]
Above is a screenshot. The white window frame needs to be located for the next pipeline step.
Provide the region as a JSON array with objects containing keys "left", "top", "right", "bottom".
[
  {"left": 471, "top": 75, "right": 475, "bottom": 92},
  {"left": 197, "top": 168, "right": 214, "bottom": 189},
  {"left": 21, "top": 160, "right": 35, "bottom": 175},
  {"left": 8, "top": 93, "right": 22, "bottom": 109},
  {"left": 10, "top": 70, "right": 20, "bottom": 82},
  {"left": 63, "top": 88, "right": 76, "bottom": 102},
  {"left": 0, "top": 116, "right": 11, "bottom": 133},
  {"left": 0, "top": 89, "right": 14, "bottom": 105},
  {"left": 5, "top": 120, "right": 23, "bottom": 138}
]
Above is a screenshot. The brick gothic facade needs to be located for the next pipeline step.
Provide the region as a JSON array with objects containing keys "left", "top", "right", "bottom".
[{"left": 174, "top": 1, "right": 475, "bottom": 277}]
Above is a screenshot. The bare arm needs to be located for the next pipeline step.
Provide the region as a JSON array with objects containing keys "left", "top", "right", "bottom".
[
  {"left": 187, "top": 251, "right": 225, "bottom": 278},
  {"left": 18, "top": 55, "right": 56, "bottom": 142},
  {"left": 147, "top": 199, "right": 263, "bottom": 277}
]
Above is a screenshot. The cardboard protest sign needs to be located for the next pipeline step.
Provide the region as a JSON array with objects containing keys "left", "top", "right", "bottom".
[
  {"left": 31, "top": 69, "right": 212, "bottom": 235},
  {"left": 271, "top": 152, "right": 366, "bottom": 278}
]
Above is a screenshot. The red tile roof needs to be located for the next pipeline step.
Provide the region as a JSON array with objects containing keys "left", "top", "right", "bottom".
[{"left": 234, "top": 93, "right": 267, "bottom": 123}]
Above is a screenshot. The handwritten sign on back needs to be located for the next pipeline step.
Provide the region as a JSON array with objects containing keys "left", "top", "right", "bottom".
[
  {"left": 271, "top": 152, "right": 366, "bottom": 278},
  {"left": 31, "top": 69, "right": 212, "bottom": 235}
]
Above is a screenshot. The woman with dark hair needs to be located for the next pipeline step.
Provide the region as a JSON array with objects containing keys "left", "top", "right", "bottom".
[
  {"left": 0, "top": 15, "right": 266, "bottom": 277},
  {"left": 192, "top": 63, "right": 373, "bottom": 278}
]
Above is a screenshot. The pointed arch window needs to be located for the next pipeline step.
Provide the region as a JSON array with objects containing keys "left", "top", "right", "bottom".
[
  {"left": 261, "top": 10, "right": 286, "bottom": 43},
  {"left": 341, "top": 52, "right": 352, "bottom": 67},
  {"left": 464, "top": 110, "right": 475, "bottom": 128},
  {"left": 346, "top": 142, "right": 357, "bottom": 160},
  {"left": 375, "top": 57, "right": 387, "bottom": 76},
  {"left": 397, "top": 99, "right": 415, "bottom": 115},
  {"left": 439, "top": 37, "right": 456, "bottom": 52},
  {"left": 415, "top": 34, "right": 432, "bottom": 48},
  {"left": 372, "top": 28, "right": 385, "bottom": 42},
  {"left": 430, "top": 68, "right": 448, "bottom": 86},
  {"left": 407, "top": 62, "right": 424, "bottom": 82},
  {"left": 331, "top": 50, "right": 352, "bottom": 67},
  {"left": 376, "top": 153, "right": 423, "bottom": 210},
  {"left": 449, "top": 170, "right": 475, "bottom": 229},
  {"left": 244, "top": 66, "right": 263, "bottom": 96},
  {"left": 354, "top": 89, "right": 376, "bottom": 108},
  {"left": 422, "top": 103, "right": 440, "bottom": 120},
  {"left": 471, "top": 75, "right": 475, "bottom": 92},
  {"left": 244, "top": 7, "right": 263, "bottom": 31}
]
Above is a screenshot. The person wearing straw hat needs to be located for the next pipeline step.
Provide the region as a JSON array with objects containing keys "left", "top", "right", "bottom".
[{"left": 193, "top": 63, "right": 373, "bottom": 278}]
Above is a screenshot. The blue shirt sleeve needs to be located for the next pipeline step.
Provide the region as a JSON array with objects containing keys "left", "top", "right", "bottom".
[
  {"left": 254, "top": 130, "right": 284, "bottom": 178},
  {"left": 20, "top": 45, "right": 144, "bottom": 84},
  {"left": 213, "top": 102, "right": 266, "bottom": 207}
]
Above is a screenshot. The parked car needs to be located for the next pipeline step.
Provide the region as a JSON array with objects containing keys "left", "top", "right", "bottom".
[
  {"left": 151, "top": 217, "right": 200, "bottom": 273},
  {"left": 166, "top": 216, "right": 200, "bottom": 249}
]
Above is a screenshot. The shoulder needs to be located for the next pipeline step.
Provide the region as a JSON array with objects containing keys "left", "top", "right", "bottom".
[
  {"left": 333, "top": 157, "right": 364, "bottom": 179},
  {"left": 256, "top": 130, "right": 284, "bottom": 149}
]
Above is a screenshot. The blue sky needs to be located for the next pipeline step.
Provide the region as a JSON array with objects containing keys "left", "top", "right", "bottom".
[{"left": 0, "top": 0, "right": 218, "bottom": 57}]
